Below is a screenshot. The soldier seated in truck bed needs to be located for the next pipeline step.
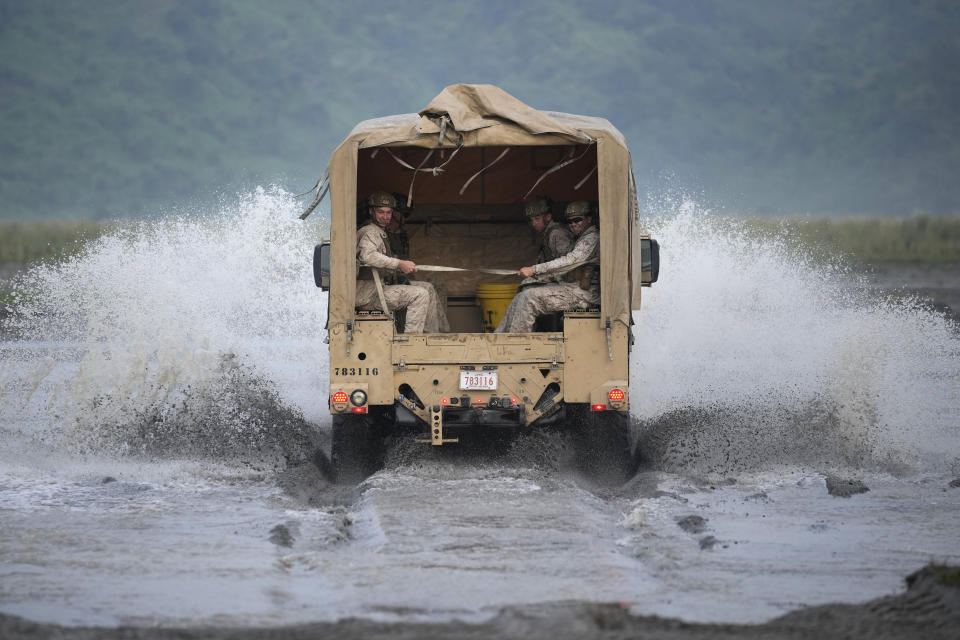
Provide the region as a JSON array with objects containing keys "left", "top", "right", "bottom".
[
  {"left": 356, "top": 191, "right": 448, "bottom": 333},
  {"left": 521, "top": 196, "right": 574, "bottom": 283},
  {"left": 495, "top": 201, "right": 600, "bottom": 333}
]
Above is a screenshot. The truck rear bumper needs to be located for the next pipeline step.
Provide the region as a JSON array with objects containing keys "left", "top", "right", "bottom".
[
  {"left": 441, "top": 404, "right": 525, "bottom": 427},
  {"left": 394, "top": 402, "right": 526, "bottom": 429}
]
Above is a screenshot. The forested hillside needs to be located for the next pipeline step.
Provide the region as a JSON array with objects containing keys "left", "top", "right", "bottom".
[{"left": 1, "top": 0, "right": 958, "bottom": 219}]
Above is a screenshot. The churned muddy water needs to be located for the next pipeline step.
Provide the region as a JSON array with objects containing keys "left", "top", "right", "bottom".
[{"left": 1, "top": 192, "right": 958, "bottom": 630}]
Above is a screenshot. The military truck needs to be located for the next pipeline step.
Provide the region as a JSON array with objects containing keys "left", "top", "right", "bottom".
[{"left": 306, "top": 84, "right": 659, "bottom": 482}]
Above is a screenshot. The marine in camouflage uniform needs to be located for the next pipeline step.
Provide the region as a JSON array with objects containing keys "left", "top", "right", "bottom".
[
  {"left": 386, "top": 193, "right": 412, "bottom": 262},
  {"left": 523, "top": 196, "right": 574, "bottom": 284},
  {"left": 384, "top": 195, "right": 449, "bottom": 332},
  {"left": 495, "top": 201, "right": 600, "bottom": 333},
  {"left": 356, "top": 191, "right": 447, "bottom": 334}
]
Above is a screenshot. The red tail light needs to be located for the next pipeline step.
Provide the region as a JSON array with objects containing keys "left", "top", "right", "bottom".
[
  {"left": 608, "top": 388, "right": 625, "bottom": 401},
  {"left": 332, "top": 391, "right": 349, "bottom": 403},
  {"left": 351, "top": 406, "right": 368, "bottom": 414},
  {"left": 591, "top": 404, "right": 607, "bottom": 411}
]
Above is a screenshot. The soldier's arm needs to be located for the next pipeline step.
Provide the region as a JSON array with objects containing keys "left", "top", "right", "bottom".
[
  {"left": 532, "top": 232, "right": 598, "bottom": 276},
  {"left": 357, "top": 228, "right": 401, "bottom": 270},
  {"left": 550, "top": 227, "right": 575, "bottom": 258}
]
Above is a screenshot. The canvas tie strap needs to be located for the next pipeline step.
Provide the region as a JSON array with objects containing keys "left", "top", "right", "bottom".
[
  {"left": 522, "top": 144, "right": 594, "bottom": 200},
  {"left": 575, "top": 164, "right": 597, "bottom": 190},
  {"left": 628, "top": 166, "right": 641, "bottom": 221},
  {"left": 459, "top": 148, "right": 510, "bottom": 195},
  {"left": 412, "top": 260, "right": 599, "bottom": 278},
  {"left": 362, "top": 263, "right": 516, "bottom": 278},
  {"left": 437, "top": 114, "right": 449, "bottom": 147},
  {"left": 377, "top": 142, "right": 465, "bottom": 207},
  {"left": 414, "top": 264, "right": 517, "bottom": 276},
  {"left": 298, "top": 167, "right": 330, "bottom": 220},
  {"left": 360, "top": 260, "right": 598, "bottom": 281},
  {"left": 381, "top": 144, "right": 463, "bottom": 176},
  {"left": 371, "top": 268, "right": 392, "bottom": 317}
]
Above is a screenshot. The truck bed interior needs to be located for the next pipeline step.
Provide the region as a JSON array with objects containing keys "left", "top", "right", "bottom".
[{"left": 355, "top": 144, "right": 600, "bottom": 331}]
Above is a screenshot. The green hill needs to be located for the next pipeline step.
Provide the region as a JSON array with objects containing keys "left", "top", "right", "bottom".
[{"left": 1, "top": 0, "right": 958, "bottom": 219}]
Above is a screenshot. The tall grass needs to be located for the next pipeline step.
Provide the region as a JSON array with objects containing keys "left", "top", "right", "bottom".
[
  {"left": 2, "top": 216, "right": 959, "bottom": 270},
  {"left": 0, "top": 220, "right": 113, "bottom": 264},
  {"left": 743, "top": 215, "right": 960, "bottom": 263}
]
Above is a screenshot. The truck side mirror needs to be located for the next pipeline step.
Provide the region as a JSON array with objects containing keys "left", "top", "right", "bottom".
[
  {"left": 313, "top": 242, "right": 331, "bottom": 290},
  {"left": 640, "top": 237, "right": 659, "bottom": 285}
]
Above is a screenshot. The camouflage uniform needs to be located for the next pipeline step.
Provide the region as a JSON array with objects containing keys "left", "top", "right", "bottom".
[
  {"left": 355, "top": 222, "right": 445, "bottom": 334},
  {"left": 495, "top": 225, "right": 600, "bottom": 333},
  {"left": 532, "top": 220, "right": 575, "bottom": 283}
]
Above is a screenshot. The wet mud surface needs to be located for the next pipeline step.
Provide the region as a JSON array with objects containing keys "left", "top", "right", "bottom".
[
  {"left": 1, "top": 564, "right": 957, "bottom": 639},
  {"left": 825, "top": 475, "right": 870, "bottom": 497},
  {"left": 3, "top": 435, "right": 959, "bottom": 632}
]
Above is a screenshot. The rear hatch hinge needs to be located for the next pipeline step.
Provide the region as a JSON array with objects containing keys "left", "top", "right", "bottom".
[{"left": 605, "top": 318, "right": 613, "bottom": 361}]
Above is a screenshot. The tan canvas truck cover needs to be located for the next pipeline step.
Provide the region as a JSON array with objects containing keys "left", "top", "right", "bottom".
[{"left": 326, "top": 84, "right": 642, "bottom": 347}]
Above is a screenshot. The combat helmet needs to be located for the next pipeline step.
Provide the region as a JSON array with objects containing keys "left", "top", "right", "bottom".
[
  {"left": 565, "top": 201, "right": 594, "bottom": 219},
  {"left": 367, "top": 190, "right": 397, "bottom": 210},
  {"left": 523, "top": 196, "right": 552, "bottom": 217}
]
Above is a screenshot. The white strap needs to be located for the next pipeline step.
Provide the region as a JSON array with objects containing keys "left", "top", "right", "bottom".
[
  {"left": 522, "top": 144, "right": 593, "bottom": 200},
  {"left": 381, "top": 143, "right": 464, "bottom": 174},
  {"left": 404, "top": 149, "right": 434, "bottom": 207},
  {"left": 574, "top": 164, "right": 597, "bottom": 190},
  {"left": 459, "top": 148, "right": 510, "bottom": 195},
  {"left": 415, "top": 264, "right": 517, "bottom": 276},
  {"left": 298, "top": 167, "right": 330, "bottom": 220},
  {"left": 360, "top": 262, "right": 596, "bottom": 278},
  {"left": 379, "top": 144, "right": 466, "bottom": 208},
  {"left": 371, "top": 268, "right": 392, "bottom": 317}
]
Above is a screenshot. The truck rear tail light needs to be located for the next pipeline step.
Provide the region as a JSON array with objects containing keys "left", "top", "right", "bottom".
[
  {"left": 608, "top": 388, "right": 625, "bottom": 402},
  {"left": 351, "top": 406, "right": 368, "bottom": 414},
  {"left": 350, "top": 389, "right": 367, "bottom": 406},
  {"left": 591, "top": 404, "right": 607, "bottom": 411},
  {"left": 331, "top": 391, "right": 350, "bottom": 413}
]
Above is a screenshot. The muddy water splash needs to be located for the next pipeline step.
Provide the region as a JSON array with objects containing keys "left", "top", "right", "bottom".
[
  {"left": 1, "top": 188, "right": 329, "bottom": 465},
  {"left": 2, "top": 193, "right": 958, "bottom": 474},
  {"left": 631, "top": 201, "right": 960, "bottom": 474}
]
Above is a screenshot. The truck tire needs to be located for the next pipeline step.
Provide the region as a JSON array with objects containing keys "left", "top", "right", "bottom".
[
  {"left": 569, "top": 404, "right": 636, "bottom": 485},
  {"left": 331, "top": 414, "right": 383, "bottom": 484}
]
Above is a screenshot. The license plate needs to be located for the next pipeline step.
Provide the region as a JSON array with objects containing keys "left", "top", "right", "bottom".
[{"left": 459, "top": 370, "right": 498, "bottom": 391}]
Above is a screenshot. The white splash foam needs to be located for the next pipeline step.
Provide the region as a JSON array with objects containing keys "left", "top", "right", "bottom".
[
  {"left": 631, "top": 200, "right": 960, "bottom": 471},
  {"left": 1, "top": 187, "right": 330, "bottom": 451}
]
